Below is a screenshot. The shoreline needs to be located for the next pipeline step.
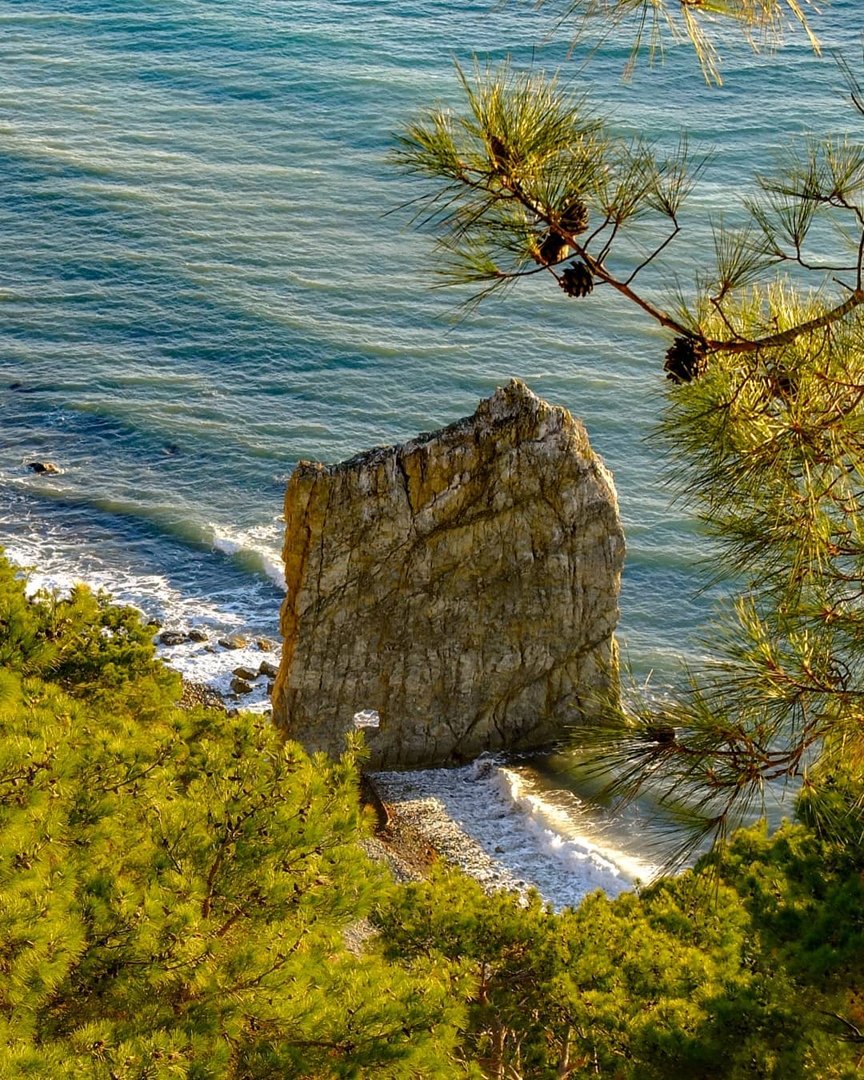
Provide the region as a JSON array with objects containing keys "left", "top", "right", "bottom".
[
  {"left": 177, "top": 675, "right": 642, "bottom": 909},
  {"left": 177, "top": 678, "right": 230, "bottom": 712},
  {"left": 176, "top": 678, "right": 531, "bottom": 894},
  {"left": 366, "top": 774, "right": 535, "bottom": 896}
]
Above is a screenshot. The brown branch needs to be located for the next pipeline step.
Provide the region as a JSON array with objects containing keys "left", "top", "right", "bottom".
[
  {"left": 99, "top": 749, "right": 170, "bottom": 795},
  {"left": 709, "top": 289, "right": 864, "bottom": 354},
  {"left": 201, "top": 840, "right": 229, "bottom": 920},
  {"left": 445, "top": 162, "right": 864, "bottom": 358},
  {"left": 502, "top": 175, "right": 695, "bottom": 338}
]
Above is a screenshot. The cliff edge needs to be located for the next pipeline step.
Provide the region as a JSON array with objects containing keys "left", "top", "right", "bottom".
[{"left": 272, "top": 379, "right": 625, "bottom": 768}]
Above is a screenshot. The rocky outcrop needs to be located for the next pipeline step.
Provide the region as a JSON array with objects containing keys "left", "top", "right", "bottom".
[{"left": 272, "top": 379, "right": 624, "bottom": 769}]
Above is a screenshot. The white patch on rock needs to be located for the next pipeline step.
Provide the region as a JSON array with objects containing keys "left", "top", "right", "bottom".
[{"left": 353, "top": 709, "right": 380, "bottom": 729}]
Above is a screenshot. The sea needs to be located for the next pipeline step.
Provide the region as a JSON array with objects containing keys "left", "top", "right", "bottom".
[{"left": 0, "top": 0, "right": 860, "bottom": 907}]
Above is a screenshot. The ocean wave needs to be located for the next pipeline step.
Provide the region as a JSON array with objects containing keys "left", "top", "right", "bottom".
[
  {"left": 208, "top": 523, "right": 285, "bottom": 591},
  {"left": 2, "top": 535, "right": 279, "bottom": 714},
  {"left": 492, "top": 765, "right": 660, "bottom": 889},
  {"left": 0, "top": 466, "right": 287, "bottom": 593},
  {"left": 372, "top": 758, "right": 657, "bottom": 908}
]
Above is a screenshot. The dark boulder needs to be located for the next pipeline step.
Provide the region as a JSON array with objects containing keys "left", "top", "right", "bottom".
[
  {"left": 218, "top": 635, "right": 248, "bottom": 650},
  {"left": 232, "top": 666, "right": 259, "bottom": 682}
]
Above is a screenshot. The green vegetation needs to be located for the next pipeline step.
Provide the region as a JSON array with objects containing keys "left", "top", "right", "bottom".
[
  {"left": 395, "top": 61, "right": 864, "bottom": 375},
  {"left": 379, "top": 824, "right": 864, "bottom": 1078},
  {"left": 0, "top": 562, "right": 460, "bottom": 1077},
  {"left": 0, "top": 557, "right": 862, "bottom": 1077}
]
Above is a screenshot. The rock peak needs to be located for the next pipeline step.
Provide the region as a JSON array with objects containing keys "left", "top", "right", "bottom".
[
  {"left": 272, "top": 381, "right": 625, "bottom": 769},
  {"left": 480, "top": 376, "right": 543, "bottom": 413}
]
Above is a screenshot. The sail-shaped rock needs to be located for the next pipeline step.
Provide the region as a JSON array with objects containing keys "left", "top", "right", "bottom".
[{"left": 272, "top": 379, "right": 624, "bottom": 768}]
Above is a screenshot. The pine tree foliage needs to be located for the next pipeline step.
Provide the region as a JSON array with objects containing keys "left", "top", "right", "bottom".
[
  {"left": 0, "top": 558, "right": 464, "bottom": 1078},
  {"left": 1, "top": 564, "right": 862, "bottom": 1074},
  {"left": 566, "top": 289, "right": 864, "bottom": 853},
  {"left": 396, "top": 62, "right": 864, "bottom": 375},
  {"left": 376, "top": 819, "right": 864, "bottom": 1079},
  {"left": 396, "top": 61, "right": 701, "bottom": 326},
  {"left": 524, "top": 0, "right": 820, "bottom": 84}
]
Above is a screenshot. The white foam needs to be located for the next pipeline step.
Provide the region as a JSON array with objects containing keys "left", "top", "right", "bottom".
[
  {"left": 1, "top": 538, "right": 279, "bottom": 714},
  {"left": 4, "top": 538, "right": 244, "bottom": 626},
  {"left": 208, "top": 522, "right": 286, "bottom": 591},
  {"left": 159, "top": 636, "right": 279, "bottom": 714},
  {"left": 493, "top": 766, "right": 660, "bottom": 887},
  {"left": 373, "top": 758, "right": 659, "bottom": 909}
]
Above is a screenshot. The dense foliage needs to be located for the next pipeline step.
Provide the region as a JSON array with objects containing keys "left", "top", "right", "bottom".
[
  {"left": 377, "top": 822, "right": 864, "bottom": 1078},
  {"left": 0, "top": 562, "right": 461, "bottom": 1078},
  {"left": 0, "top": 557, "right": 862, "bottom": 1077}
]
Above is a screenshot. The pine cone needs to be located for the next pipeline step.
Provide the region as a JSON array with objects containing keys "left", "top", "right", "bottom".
[
  {"left": 559, "top": 199, "right": 589, "bottom": 237},
  {"left": 559, "top": 261, "right": 593, "bottom": 298},
  {"left": 487, "top": 133, "right": 513, "bottom": 172},
  {"left": 534, "top": 232, "right": 570, "bottom": 266},
  {"left": 664, "top": 336, "right": 709, "bottom": 384},
  {"left": 645, "top": 724, "right": 676, "bottom": 745},
  {"left": 766, "top": 366, "right": 797, "bottom": 399}
]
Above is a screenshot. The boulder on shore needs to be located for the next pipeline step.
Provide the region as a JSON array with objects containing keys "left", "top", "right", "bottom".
[
  {"left": 232, "top": 666, "right": 259, "bottom": 682},
  {"left": 218, "top": 635, "right": 248, "bottom": 650},
  {"left": 272, "top": 379, "right": 624, "bottom": 769}
]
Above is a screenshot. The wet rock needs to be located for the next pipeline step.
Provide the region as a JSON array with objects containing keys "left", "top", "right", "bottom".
[
  {"left": 258, "top": 660, "right": 279, "bottom": 679},
  {"left": 230, "top": 677, "right": 254, "bottom": 695},
  {"left": 232, "top": 666, "right": 259, "bottom": 682},
  {"left": 28, "top": 461, "right": 61, "bottom": 475},
  {"left": 158, "top": 630, "right": 188, "bottom": 647},
  {"left": 273, "top": 379, "right": 624, "bottom": 769},
  {"left": 218, "top": 635, "right": 248, "bottom": 650},
  {"left": 187, "top": 628, "right": 209, "bottom": 643},
  {"left": 256, "top": 638, "right": 275, "bottom": 652}
]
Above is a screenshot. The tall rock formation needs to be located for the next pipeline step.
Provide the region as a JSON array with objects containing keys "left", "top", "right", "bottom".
[{"left": 272, "top": 379, "right": 624, "bottom": 769}]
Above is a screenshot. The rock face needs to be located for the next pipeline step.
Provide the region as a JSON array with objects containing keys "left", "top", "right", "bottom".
[{"left": 272, "top": 379, "right": 625, "bottom": 769}]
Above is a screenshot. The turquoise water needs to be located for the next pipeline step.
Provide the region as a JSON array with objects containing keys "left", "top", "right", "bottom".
[{"left": 0, "top": 4, "right": 861, "bottom": 706}]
